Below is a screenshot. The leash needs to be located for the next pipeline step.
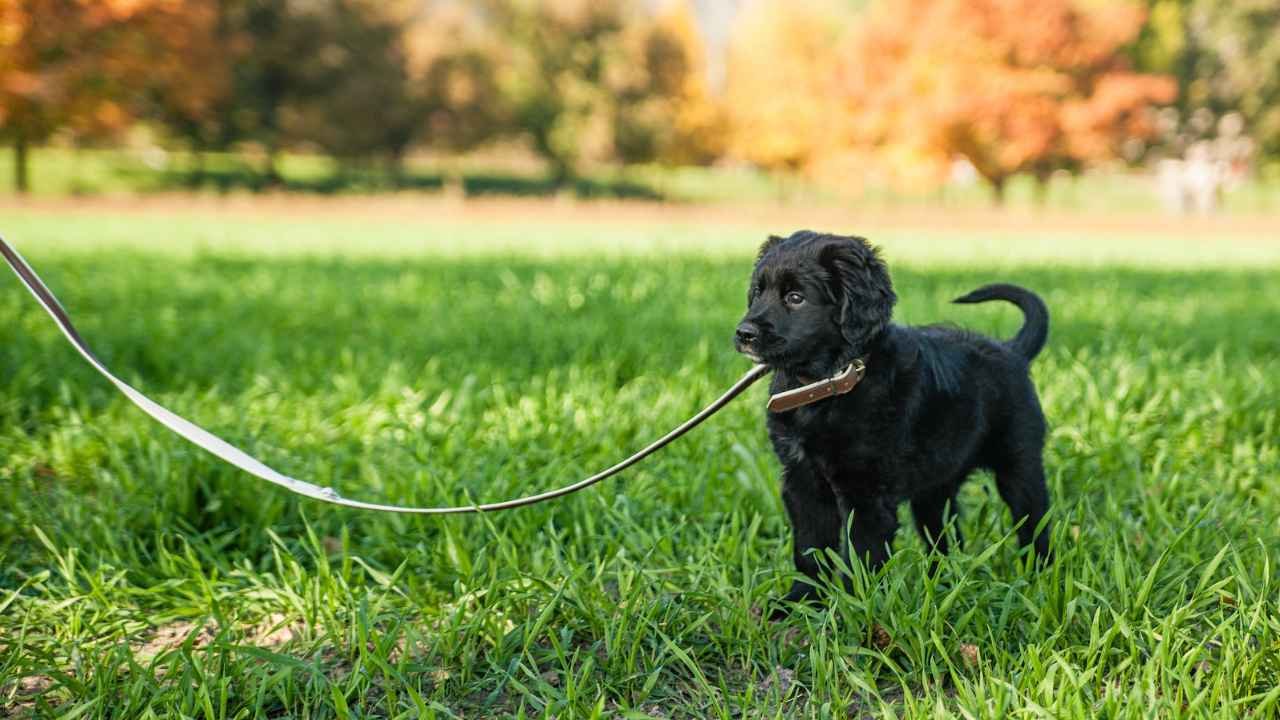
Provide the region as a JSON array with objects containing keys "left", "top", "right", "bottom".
[{"left": 1, "top": 235, "right": 772, "bottom": 514}]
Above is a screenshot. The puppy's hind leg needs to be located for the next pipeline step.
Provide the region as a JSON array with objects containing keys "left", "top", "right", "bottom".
[
  {"left": 993, "top": 455, "right": 1051, "bottom": 563},
  {"left": 774, "top": 462, "right": 844, "bottom": 617}
]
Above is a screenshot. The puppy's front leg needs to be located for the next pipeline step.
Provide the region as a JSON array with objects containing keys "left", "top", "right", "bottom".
[
  {"left": 847, "top": 495, "right": 900, "bottom": 571},
  {"left": 774, "top": 462, "right": 844, "bottom": 616}
]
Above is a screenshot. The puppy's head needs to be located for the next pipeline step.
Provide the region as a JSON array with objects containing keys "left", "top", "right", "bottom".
[{"left": 735, "top": 231, "right": 895, "bottom": 376}]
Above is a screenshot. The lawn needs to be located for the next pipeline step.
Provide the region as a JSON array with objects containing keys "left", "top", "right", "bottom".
[{"left": 1, "top": 204, "right": 1278, "bottom": 718}]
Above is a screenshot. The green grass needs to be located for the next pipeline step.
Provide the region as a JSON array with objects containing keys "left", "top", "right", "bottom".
[{"left": 1, "top": 210, "right": 1279, "bottom": 718}]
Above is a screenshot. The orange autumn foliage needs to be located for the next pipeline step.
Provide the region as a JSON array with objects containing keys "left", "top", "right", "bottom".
[
  {"left": 835, "top": 0, "right": 1177, "bottom": 197},
  {"left": 0, "top": 0, "right": 223, "bottom": 188}
]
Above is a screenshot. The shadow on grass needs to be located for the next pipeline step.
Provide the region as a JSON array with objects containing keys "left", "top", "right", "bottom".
[{"left": 129, "top": 165, "right": 666, "bottom": 200}]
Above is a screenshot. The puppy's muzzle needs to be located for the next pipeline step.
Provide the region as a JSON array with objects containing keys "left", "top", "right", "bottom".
[{"left": 735, "top": 321, "right": 766, "bottom": 362}]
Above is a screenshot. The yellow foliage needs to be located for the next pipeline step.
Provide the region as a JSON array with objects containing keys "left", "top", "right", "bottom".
[
  {"left": 650, "top": 0, "right": 725, "bottom": 165},
  {"left": 724, "top": 0, "right": 853, "bottom": 172}
]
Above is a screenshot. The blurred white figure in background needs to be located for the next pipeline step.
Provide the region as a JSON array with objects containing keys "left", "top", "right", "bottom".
[
  {"left": 1154, "top": 110, "right": 1254, "bottom": 215},
  {"left": 948, "top": 156, "right": 979, "bottom": 187}
]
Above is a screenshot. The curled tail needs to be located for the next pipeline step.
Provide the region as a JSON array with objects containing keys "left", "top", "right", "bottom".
[{"left": 953, "top": 283, "right": 1049, "bottom": 361}]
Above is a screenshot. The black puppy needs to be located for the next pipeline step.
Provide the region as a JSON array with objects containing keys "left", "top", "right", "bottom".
[{"left": 735, "top": 230, "right": 1051, "bottom": 614}]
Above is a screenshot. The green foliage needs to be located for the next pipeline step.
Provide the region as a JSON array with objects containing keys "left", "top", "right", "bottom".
[
  {"left": 219, "top": 0, "right": 439, "bottom": 180},
  {"left": 479, "top": 0, "right": 720, "bottom": 184},
  {"left": 1134, "top": 0, "right": 1280, "bottom": 156},
  {"left": 2, "top": 214, "right": 1279, "bottom": 717},
  {"left": 411, "top": 12, "right": 507, "bottom": 158},
  {"left": 281, "top": 1, "right": 420, "bottom": 168},
  {"left": 483, "top": 0, "right": 636, "bottom": 183},
  {"left": 1184, "top": 0, "right": 1280, "bottom": 156}
]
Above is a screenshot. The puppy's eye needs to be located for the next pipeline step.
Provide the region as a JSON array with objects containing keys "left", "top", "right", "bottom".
[{"left": 784, "top": 291, "right": 805, "bottom": 306}]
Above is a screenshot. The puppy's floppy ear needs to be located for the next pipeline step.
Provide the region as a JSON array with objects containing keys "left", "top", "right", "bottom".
[{"left": 819, "top": 236, "right": 896, "bottom": 350}]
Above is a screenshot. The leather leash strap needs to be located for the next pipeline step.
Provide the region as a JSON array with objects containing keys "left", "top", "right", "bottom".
[
  {"left": 1, "top": 235, "right": 771, "bottom": 514},
  {"left": 766, "top": 360, "right": 866, "bottom": 413}
]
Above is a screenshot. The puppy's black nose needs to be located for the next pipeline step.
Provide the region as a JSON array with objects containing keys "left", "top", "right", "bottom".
[{"left": 735, "top": 322, "right": 760, "bottom": 345}]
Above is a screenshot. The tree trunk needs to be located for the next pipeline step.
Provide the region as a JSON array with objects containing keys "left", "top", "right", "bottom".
[
  {"left": 990, "top": 176, "right": 1007, "bottom": 206},
  {"left": 1032, "top": 172, "right": 1051, "bottom": 207},
  {"left": 262, "top": 147, "right": 283, "bottom": 189},
  {"left": 14, "top": 133, "right": 30, "bottom": 194},
  {"left": 548, "top": 157, "right": 574, "bottom": 190},
  {"left": 532, "top": 130, "right": 574, "bottom": 191},
  {"left": 385, "top": 151, "right": 406, "bottom": 189},
  {"left": 189, "top": 142, "right": 207, "bottom": 188}
]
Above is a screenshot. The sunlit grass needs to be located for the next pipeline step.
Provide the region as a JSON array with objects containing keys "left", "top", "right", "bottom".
[
  {"left": 5, "top": 205, "right": 1280, "bottom": 270},
  {"left": 1, "top": 213, "right": 1278, "bottom": 717}
]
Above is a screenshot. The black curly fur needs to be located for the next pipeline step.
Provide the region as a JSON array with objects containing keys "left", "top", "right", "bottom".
[{"left": 734, "top": 231, "right": 1052, "bottom": 617}]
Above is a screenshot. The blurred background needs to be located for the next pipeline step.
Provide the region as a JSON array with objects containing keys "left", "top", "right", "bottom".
[
  {"left": 1, "top": 0, "right": 1277, "bottom": 213},
  {"left": 3, "top": 5, "right": 1279, "bottom": 714}
]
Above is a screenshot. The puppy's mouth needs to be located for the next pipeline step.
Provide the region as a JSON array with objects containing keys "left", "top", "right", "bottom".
[{"left": 734, "top": 339, "right": 771, "bottom": 365}]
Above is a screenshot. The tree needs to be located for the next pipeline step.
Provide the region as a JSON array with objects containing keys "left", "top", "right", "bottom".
[
  {"left": 477, "top": 0, "right": 717, "bottom": 183},
  {"left": 483, "top": 0, "right": 645, "bottom": 185},
  {"left": 723, "top": 0, "right": 852, "bottom": 173},
  {"left": 221, "top": 0, "right": 332, "bottom": 185},
  {"left": 618, "top": 0, "right": 726, "bottom": 166},
  {"left": 138, "top": 0, "right": 234, "bottom": 181},
  {"left": 0, "top": 0, "right": 175, "bottom": 192},
  {"left": 153, "top": 0, "right": 445, "bottom": 188},
  {"left": 288, "top": 0, "right": 512, "bottom": 184},
  {"left": 280, "top": 0, "right": 422, "bottom": 181},
  {"left": 405, "top": 2, "right": 507, "bottom": 159},
  {"left": 1134, "top": 0, "right": 1280, "bottom": 159},
  {"left": 836, "top": 0, "right": 1177, "bottom": 202}
]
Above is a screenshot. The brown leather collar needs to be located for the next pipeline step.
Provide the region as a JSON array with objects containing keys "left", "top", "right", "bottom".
[{"left": 767, "top": 359, "right": 867, "bottom": 413}]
